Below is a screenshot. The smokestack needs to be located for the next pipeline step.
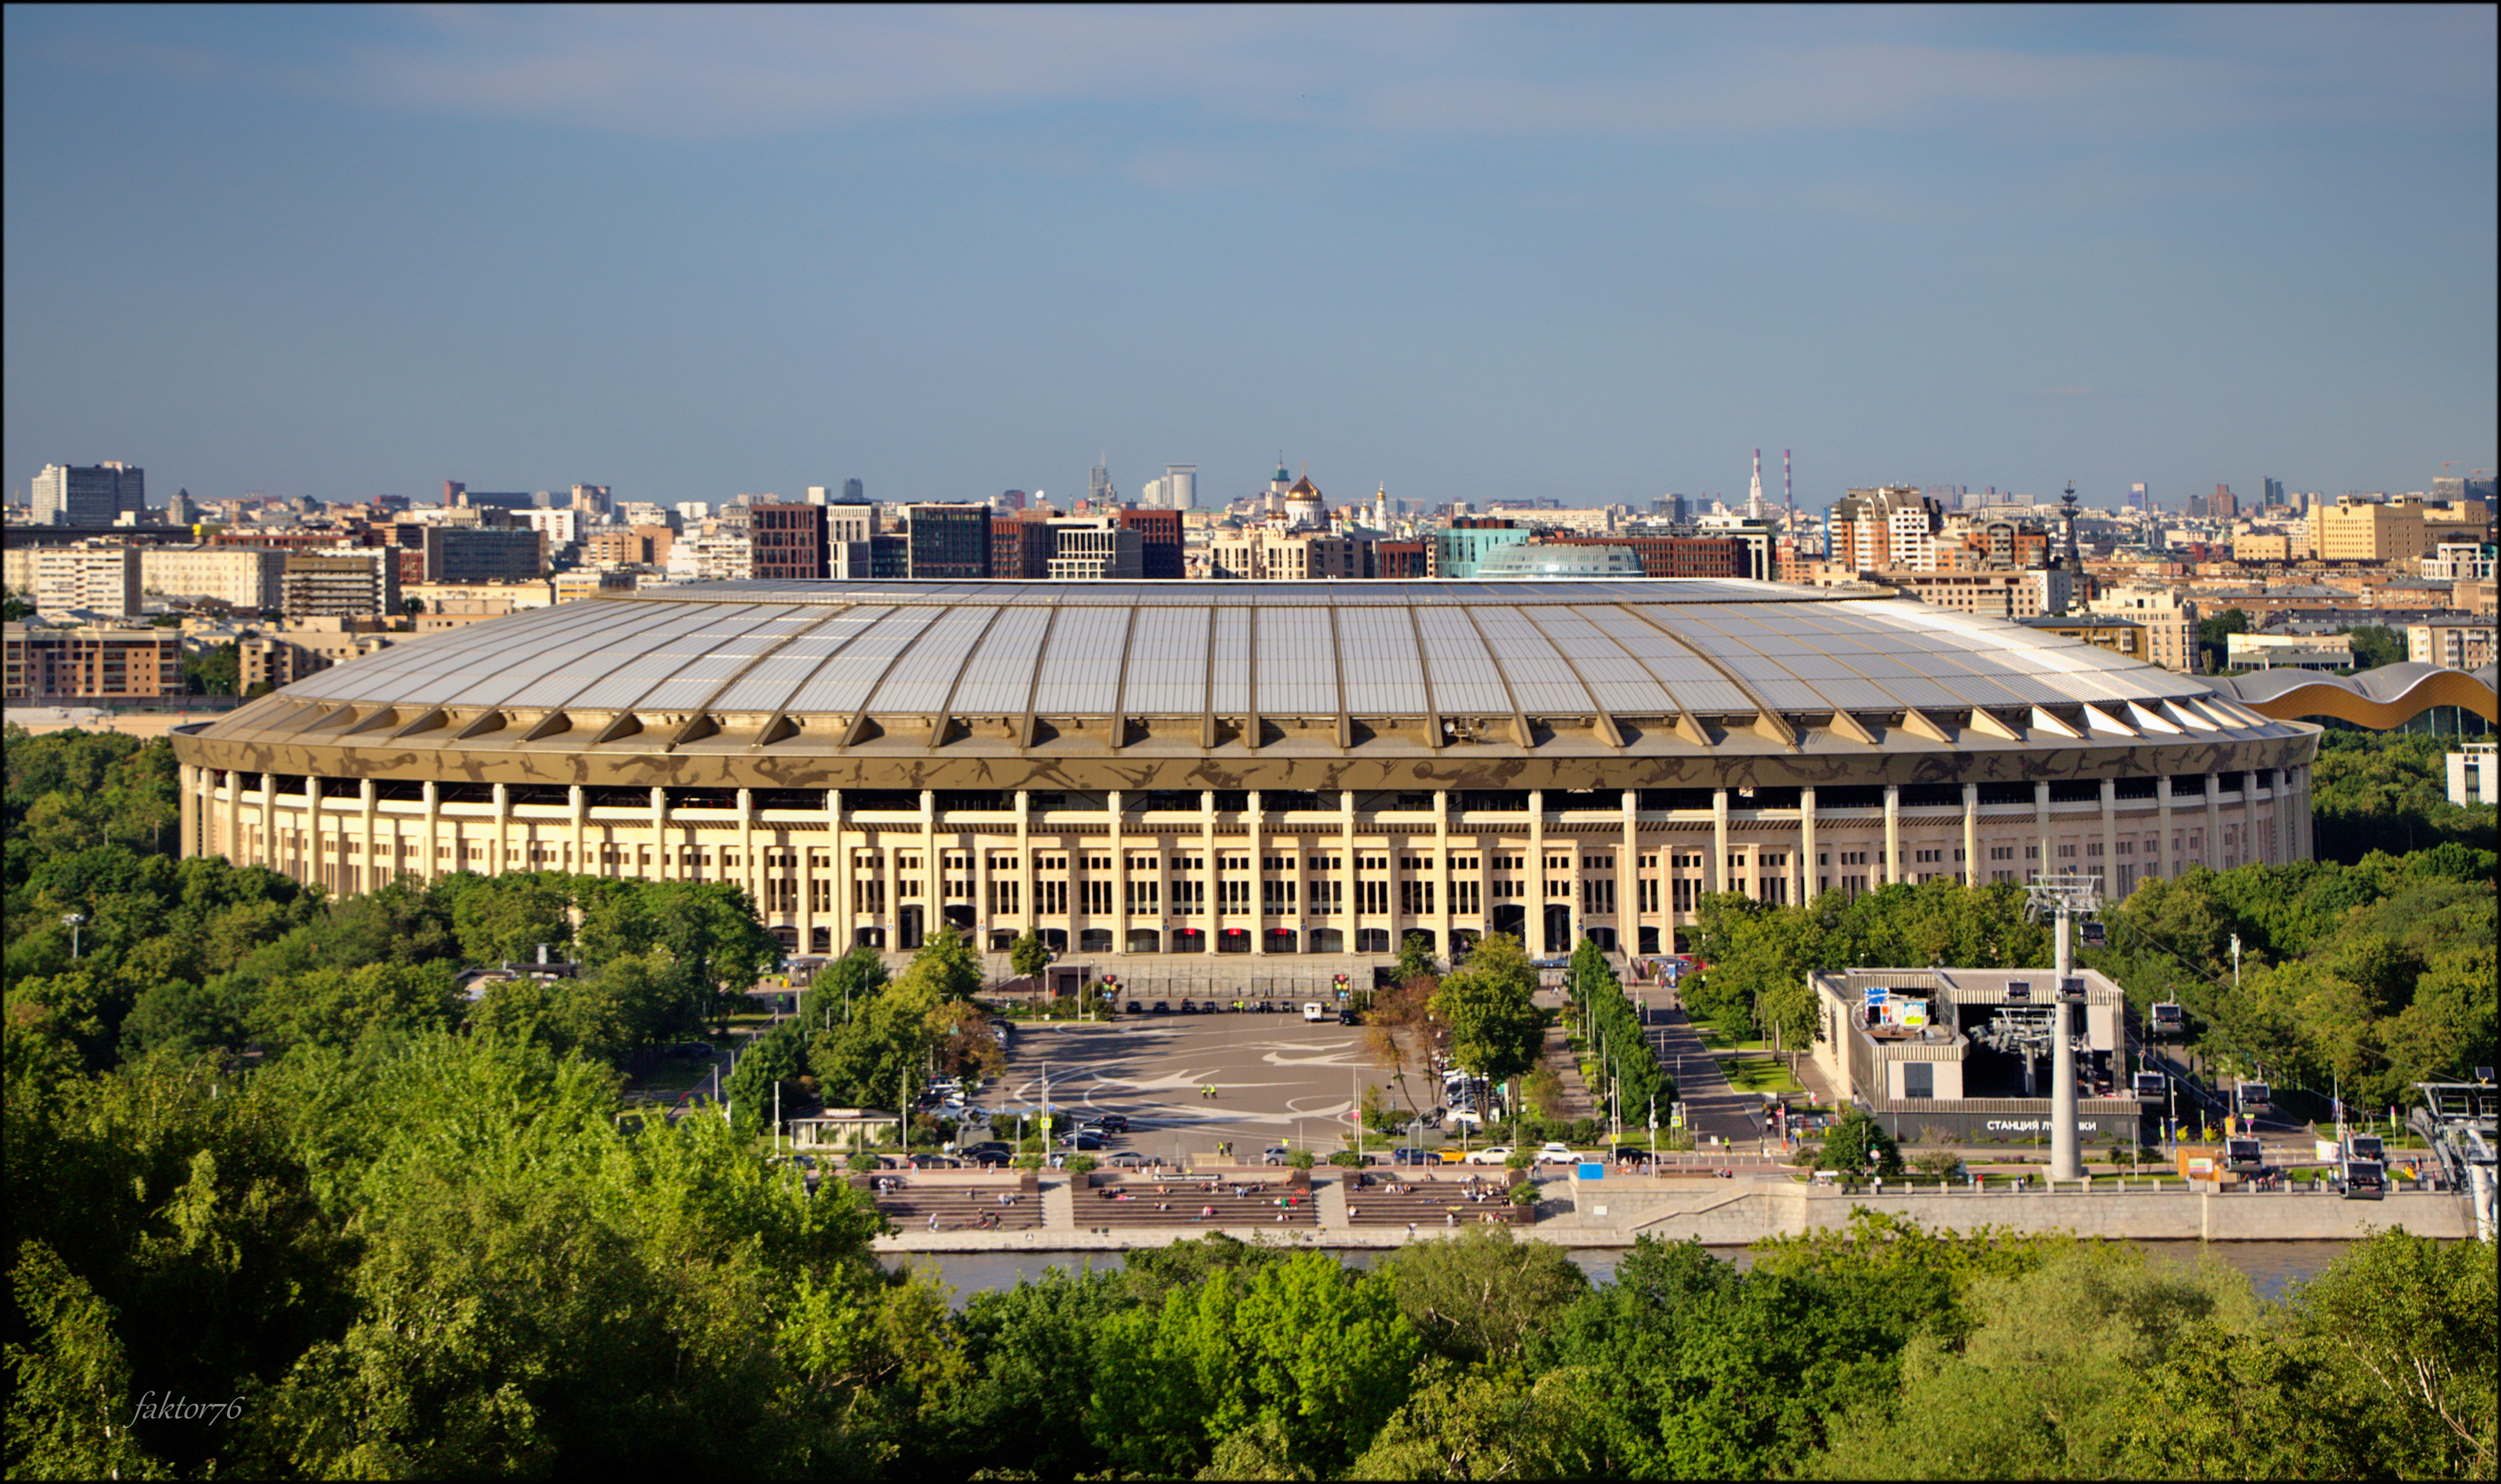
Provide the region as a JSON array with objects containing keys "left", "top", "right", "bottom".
[{"left": 1783, "top": 449, "right": 1793, "bottom": 524}]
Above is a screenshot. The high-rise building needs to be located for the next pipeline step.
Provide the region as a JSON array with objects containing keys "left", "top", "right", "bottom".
[
  {"left": 1087, "top": 459, "right": 1115, "bottom": 509},
  {"left": 1000, "top": 489, "right": 1028, "bottom": 512},
  {"left": 281, "top": 551, "right": 398, "bottom": 620},
  {"left": 2129, "top": 482, "right": 2148, "bottom": 513},
  {"left": 1114, "top": 507, "right": 1185, "bottom": 579},
  {"left": 1138, "top": 464, "right": 1198, "bottom": 511},
  {"left": 2203, "top": 484, "right": 2238, "bottom": 520},
  {"left": 423, "top": 527, "right": 544, "bottom": 584},
  {"left": 2263, "top": 476, "right": 2286, "bottom": 508},
  {"left": 825, "top": 502, "right": 877, "bottom": 544},
  {"left": 749, "top": 503, "right": 830, "bottom": 580},
  {"left": 32, "top": 463, "right": 144, "bottom": 526},
  {"left": 842, "top": 478, "right": 865, "bottom": 501},
  {"left": 570, "top": 484, "right": 613, "bottom": 518},
  {"left": 33, "top": 543, "right": 143, "bottom": 616},
  {"left": 1828, "top": 487, "right": 1942, "bottom": 572},
  {"left": 2310, "top": 495, "right": 2428, "bottom": 563},
  {"left": 166, "top": 487, "right": 199, "bottom": 527},
  {"left": 1047, "top": 520, "right": 1143, "bottom": 580},
  {"left": 991, "top": 512, "right": 1055, "bottom": 579},
  {"left": 905, "top": 504, "right": 992, "bottom": 579}
]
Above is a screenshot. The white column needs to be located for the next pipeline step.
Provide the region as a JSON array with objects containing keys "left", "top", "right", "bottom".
[
  {"left": 1249, "top": 790, "right": 1266, "bottom": 955},
  {"left": 650, "top": 786, "right": 669, "bottom": 881},
  {"left": 1882, "top": 783, "right": 1901, "bottom": 886},
  {"left": 1800, "top": 785, "right": 1818, "bottom": 906},
  {"left": 2099, "top": 778, "right": 2118, "bottom": 894},
  {"left": 422, "top": 780, "right": 439, "bottom": 880},
  {"left": 1341, "top": 790, "right": 1358, "bottom": 959},
  {"left": 569, "top": 785, "right": 587, "bottom": 881},
  {"left": 491, "top": 783, "right": 509, "bottom": 876},
  {"left": 829, "top": 788, "right": 848, "bottom": 947},
  {"left": 2203, "top": 773, "right": 2221, "bottom": 870},
  {"left": 1711, "top": 789, "right": 1730, "bottom": 896},
  {"left": 302, "top": 775, "right": 321, "bottom": 884},
  {"left": 2156, "top": 775, "right": 2174, "bottom": 880},
  {"left": 1962, "top": 783, "right": 1979, "bottom": 887},
  {"left": 1432, "top": 790, "right": 1451, "bottom": 956},
  {"left": 1203, "top": 790, "right": 1219, "bottom": 957},
  {"left": 1109, "top": 790, "right": 1127, "bottom": 954},
  {"left": 1527, "top": 790, "right": 1546, "bottom": 955},
  {"left": 2034, "top": 780, "right": 2052, "bottom": 880},
  {"left": 1014, "top": 790, "right": 1032, "bottom": 945},
  {"left": 1621, "top": 790, "right": 1641, "bottom": 954},
  {"left": 738, "top": 788, "right": 758, "bottom": 907},
  {"left": 224, "top": 770, "right": 242, "bottom": 865},
  {"left": 360, "top": 778, "right": 378, "bottom": 894},
  {"left": 179, "top": 763, "right": 199, "bottom": 858}
]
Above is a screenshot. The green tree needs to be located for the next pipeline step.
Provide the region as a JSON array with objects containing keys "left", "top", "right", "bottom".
[
  {"left": 1396, "top": 931, "right": 1440, "bottom": 982},
  {"left": 1008, "top": 926, "right": 1050, "bottom": 981},
  {"left": 897, "top": 923, "right": 984, "bottom": 1002},
  {"left": 180, "top": 642, "right": 239, "bottom": 696},
  {"left": 1813, "top": 1107, "right": 1903, "bottom": 1177},
  {"left": 1430, "top": 934, "right": 1543, "bottom": 1087},
  {"left": 1381, "top": 1225, "right": 1589, "bottom": 1363},
  {"left": 3, "top": 1241, "right": 172, "bottom": 1481}
]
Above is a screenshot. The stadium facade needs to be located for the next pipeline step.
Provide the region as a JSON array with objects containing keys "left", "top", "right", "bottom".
[{"left": 169, "top": 580, "right": 2319, "bottom": 981}]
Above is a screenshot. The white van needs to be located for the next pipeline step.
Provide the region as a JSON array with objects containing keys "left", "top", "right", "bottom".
[{"left": 1301, "top": 1002, "right": 1326, "bottom": 1022}]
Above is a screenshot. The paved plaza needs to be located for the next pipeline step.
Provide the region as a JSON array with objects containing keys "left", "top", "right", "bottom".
[{"left": 994, "top": 1014, "right": 1425, "bottom": 1162}]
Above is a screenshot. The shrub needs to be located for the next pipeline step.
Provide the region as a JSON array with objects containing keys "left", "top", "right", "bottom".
[
  {"left": 1909, "top": 1151, "right": 1964, "bottom": 1181},
  {"left": 845, "top": 1149, "right": 883, "bottom": 1174},
  {"left": 1011, "top": 1153, "right": 1044, "bottom": 1171},
  {"left": 1327, "top": 1151, "right": 1364, "bottom": 1167},
  {"left": 1505, "top": 1150, "right": 1534, "bottom": 1171},
  {"left": 1065, "top": 1155, "right": 1100, "bottom": 1175},
  {"left": 1507, "top": 1181, "right": 1539, "bottom": 1206},
  {"left": 1289, "top": 1151, "right": 1317, "bottom": 1170}
]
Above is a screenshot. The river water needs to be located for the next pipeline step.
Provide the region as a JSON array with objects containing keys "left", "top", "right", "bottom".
[{"left": 883, "top": 1240, "right": 2353, "bottom": 1306}]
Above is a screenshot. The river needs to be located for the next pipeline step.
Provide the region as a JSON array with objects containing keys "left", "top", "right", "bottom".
[{"left": 883, "top": 1239, "right": 2354, "bottom": 1306}]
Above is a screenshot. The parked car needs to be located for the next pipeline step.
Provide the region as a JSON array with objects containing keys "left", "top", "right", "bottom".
[
  {"left": 1260, "top": 1146, "right": 1294, "bottom": 1166},
  {"left": 1151, "top": 1000, "right": 1172, "bottom": 1014},
  {"left": 1391, "top": 1146, "right": 1435, "bottom": 1166},
  {"left": 1436, "top": 1149, "right": 1469, "bottom": 1164},
  {"left": 960, "top": 1141, "right": 1012, "bottom": 1161},
  {"left": 1200, "top": 1000, "right": 1222, "bottom": 1014},
  {"left": 1105, "top": 1151, "right": 1153, "bottom": 1170},
  {"left": 962, "top": 1150, "right": 1012, "bottom": 1168},
  {"left": 1338, "top": 1009, "right": 1361, "bottom": 1025},
  {"left": 1125, "top": 1000, "right": 1144, "bottom": 1015},
  {"left": 1302, "top": 1002, "right": 1327, "bottom": 1022},
  {"left": 1094, "top": 1113, "right": 1132, "bottom": 1134},
  {"left": 1465, "top": 1146, "right": 1516, "bottom": 1166},
  {"left": 906, "top": 1153, "right": 962, "bottom": 1170},
  {"left": 1178, "top": 1000, "right": 1198, "bottom": 1015},
  {"left": 1058, "top": 1132, "right": 1107, "bottom": 1151},
  {"left": 1535, "top": 1142, "right": 1578, "bottom": 1166}
]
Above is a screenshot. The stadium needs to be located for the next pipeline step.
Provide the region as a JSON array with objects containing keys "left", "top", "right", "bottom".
[{"left": 169, "top": 579, "right": 2319, "bottom": 990}]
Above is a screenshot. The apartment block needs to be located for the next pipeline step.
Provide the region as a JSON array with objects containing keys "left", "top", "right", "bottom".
[
  {"left": 33, "top": 543, "right": 143, "bottom": 617},
  {"left": 141, "top": 546, "right": 288, "bottom": 610},
  {"left": 4, "top": 623, "right": 183, "bottom": 699},
  {"left": 2406, "top": 622, "right": 2497, "bottom": 671}
]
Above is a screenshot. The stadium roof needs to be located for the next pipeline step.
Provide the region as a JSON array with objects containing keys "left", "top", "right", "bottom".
[{"left": 180, "top": 580, "right": 2313, "bottom": 791}]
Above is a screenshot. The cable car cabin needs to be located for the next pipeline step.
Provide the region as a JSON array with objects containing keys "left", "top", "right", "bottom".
[
  {"left": 2347, "top": 1133, "right": 2384, "bottom": 1163},
  {"left": 2081, "top": 921, "right": 2108, "bottom": 948},
  {"left": 2235, "top": 1080, "right": 2272, "bottom": 1114},
  {"left": 2149, "top": 1002, "right": 2185, "bottom": 1036},
  {"left": 2341, "top": 1160, "right": 2386, "bottom": 1201},
  {"left": 2223, "top": 1137, "right": 2266, "bottom": 1173},
  {"left": 2133, "top": 1071, "right": 2168, "bottom": 1099}
]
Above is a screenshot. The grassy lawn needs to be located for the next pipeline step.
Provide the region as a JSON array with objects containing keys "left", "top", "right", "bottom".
[
  {"left": 1694, "top": 1025, "right": 1773, "bottom": 1052},
  {"left": 1721, "top": 1058, "right": 1801, "bottom": 1095},
  {"left": 630, "top": 1058, "right": 717, "bottom": 1100}
]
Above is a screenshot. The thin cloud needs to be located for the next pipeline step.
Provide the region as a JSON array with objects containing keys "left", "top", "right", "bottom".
[{"left": 41, "top": 5, "right": 2492, "bottom": 144}]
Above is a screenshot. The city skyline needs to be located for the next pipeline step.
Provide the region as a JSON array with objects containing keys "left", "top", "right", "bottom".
[{"left": 5, "top": 6, "right": 2493, "bottom": 510}]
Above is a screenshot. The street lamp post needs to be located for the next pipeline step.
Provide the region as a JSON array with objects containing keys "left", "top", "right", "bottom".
[{"left": 62, "top": 912, "right": 85, "bottom": 960}]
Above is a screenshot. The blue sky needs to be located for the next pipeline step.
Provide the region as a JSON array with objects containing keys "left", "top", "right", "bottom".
[{"left": 5, "top": 4, "right": 2493, "bottom": 512}]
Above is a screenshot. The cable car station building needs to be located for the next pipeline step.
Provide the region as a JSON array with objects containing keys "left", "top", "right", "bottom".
[{"left": 169, "top": 580, "right": 2320, "bottom": 990}]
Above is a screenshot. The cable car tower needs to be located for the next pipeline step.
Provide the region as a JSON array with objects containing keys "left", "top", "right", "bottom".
[{"left": 2024, "top": 873, "right": 2103, "bottom": 1181}]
